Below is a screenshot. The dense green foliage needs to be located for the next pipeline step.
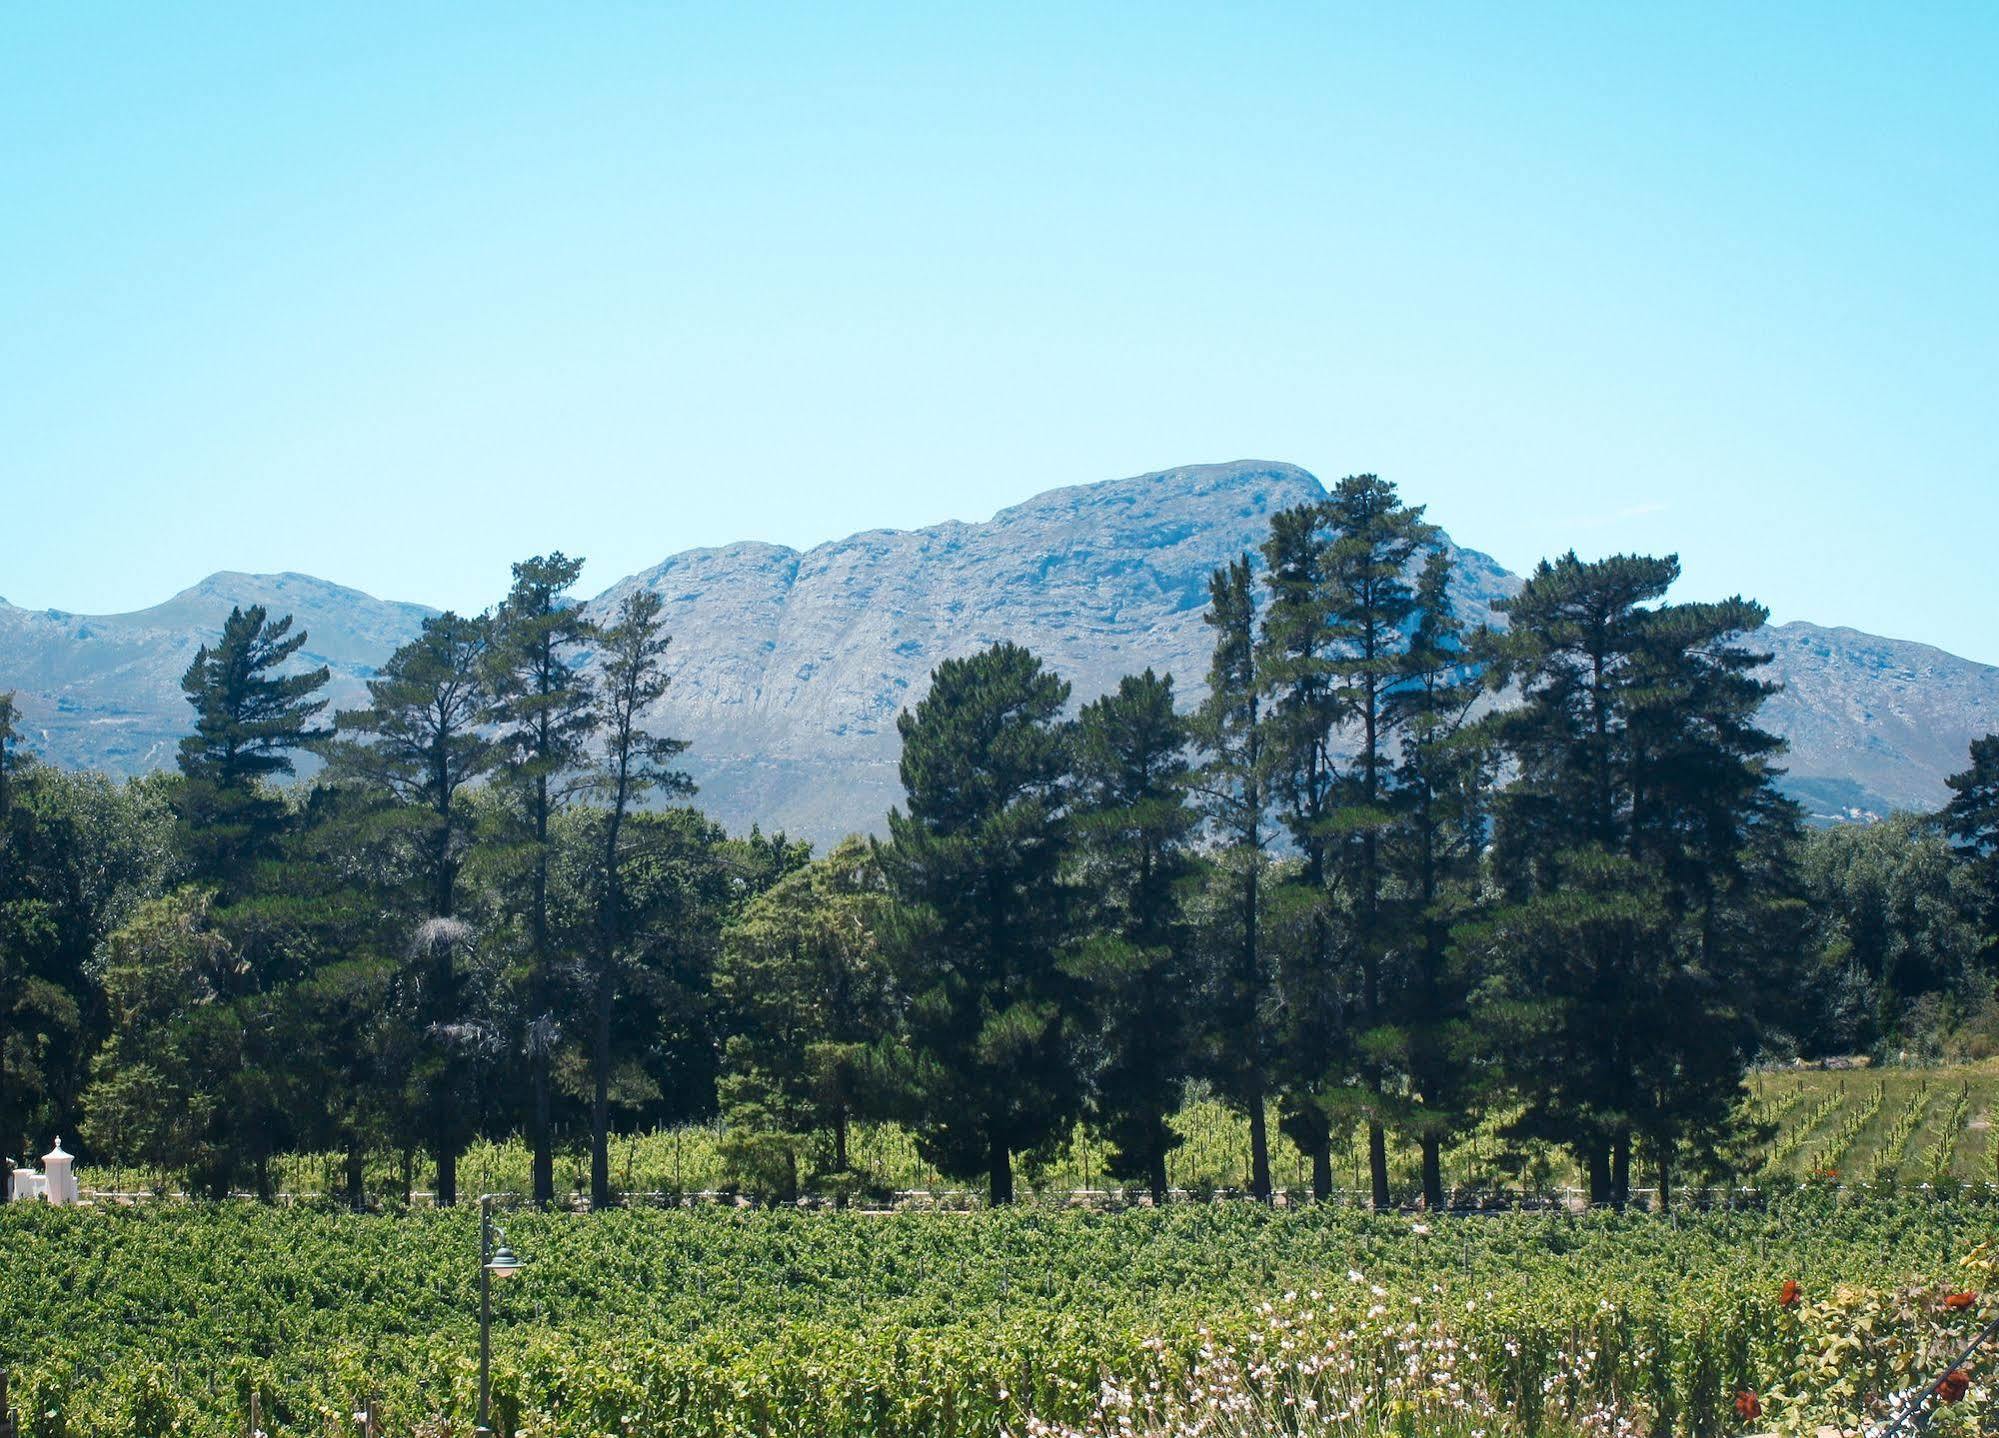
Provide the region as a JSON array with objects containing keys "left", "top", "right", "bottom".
[{"left": 3, "top": 1191, "right": 1997, "bottom": 1436}]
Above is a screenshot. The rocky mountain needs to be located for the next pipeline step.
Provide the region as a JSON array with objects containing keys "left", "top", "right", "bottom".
[
  {"left": 1757, "top": 623, "right": 1999, "bottom": 822},
  {"left": 589, "top": 461, "right": 1514, "bottom": 839},
  {"left": 3, "top": 461, "right": 1992, "bottom": 842}
]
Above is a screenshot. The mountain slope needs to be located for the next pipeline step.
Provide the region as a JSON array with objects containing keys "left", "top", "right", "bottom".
[
  {"left": 1758, "top": 623, "right": 1999, "bottom": 822},
  {"left": 0, "top": 572, "right": 435, "bottom": 775},
  {"left": 586, "top": 461, "right": 1513, "bottom": 838},
  {"left": 2, "top": 461, "right": 1991, "bottom": 842}
]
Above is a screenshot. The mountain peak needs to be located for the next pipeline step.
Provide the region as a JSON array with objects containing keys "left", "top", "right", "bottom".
[{"left": 991, "top": 459, "right": 1322, "bottom": 524}]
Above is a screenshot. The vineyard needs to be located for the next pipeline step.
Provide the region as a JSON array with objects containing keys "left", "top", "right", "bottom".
[
  {"left": 74, "top": 1063, "right": 1999, "bottom": 1206},
  {"left": 4, "top": 1188, "right": 1999, "bottom": 1437},
  {"left": 14, "top": 1065, "right": 1999, "bottom": 1436}
]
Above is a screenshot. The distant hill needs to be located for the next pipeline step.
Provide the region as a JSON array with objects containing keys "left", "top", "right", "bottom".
[
  {"left": 0, "top": 571, "right": 437, "bottom": 776},
  {"left": 5, "top": 461, "right": 1993, "bottom": 842},
  {"left": 1756, "top": 622, "right": 1999, "bottom": 822}
]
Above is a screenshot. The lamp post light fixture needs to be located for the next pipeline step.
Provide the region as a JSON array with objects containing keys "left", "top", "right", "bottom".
[{"left": 476, "top": 1195, "right": 525, "bottom": 1437}]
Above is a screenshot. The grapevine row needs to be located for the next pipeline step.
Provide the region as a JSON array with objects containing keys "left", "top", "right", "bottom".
[
  {"left": 1760, "top": 1086, "right": 1848, "bottom": 1176},
  {"left": 1810, "top": 1081, "right": 1887, "bottom": 1178},
  {"left": 1864, "top": 1079, "right": 1931, "bottom": 1180},
  {"left": 1923, "top": 1082, "right": 1971, "bottom": 1183}
]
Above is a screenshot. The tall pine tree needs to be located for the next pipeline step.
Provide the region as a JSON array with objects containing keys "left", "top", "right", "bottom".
[
  {"left": 1385, "top": 550, "right": 1491, "bottom": 1210},
  {"left": 1255, "top": 504, "right": 1345, "bottom": 1199},
  {"left": 1071, "top": 669, "right": 1198, "bottom": 1202},
  {"left": 487, "top": 554, "right": 599, "bottom": 1205},
  {"left": 583, "top": 587, "right": 692, "bottom": 1209},
  {"left": 1190, "top": 558, "right": 1278, "bottom": 1200},
  {"left": 324, "top": 611, "right": 494, "bottom": 1205},
  {"left": 175, "top": 605, "right": 331, "bottom": 889},
  {"left": 1479, "top": 552, "right": 1793, "bottom": 1205},
  {"left": 1322, "top": 474, "right": 1435, "bottom": 1209},
  {"left": 881, "top": 642, "right": 1080, "bottom": 1204}
]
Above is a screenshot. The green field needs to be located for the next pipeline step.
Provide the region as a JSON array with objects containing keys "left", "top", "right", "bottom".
[{"left": 4, "top": 1187, "right": 1999, "bottom": 1437}]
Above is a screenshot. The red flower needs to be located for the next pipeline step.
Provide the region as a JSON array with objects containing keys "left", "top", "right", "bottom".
[
  {"left": 1735, "top": 1390, "right": 1762, "bottom": 1421},
  {"left": 1938, "top": 1369, "right": 1970, "bottom": 1405},
  {"left": 1943, "top": 1291, "right": 1979, "bottom": 1311},
  {"left": 1778, "top": 1279, "right": 1803, "bottom": 1308}
]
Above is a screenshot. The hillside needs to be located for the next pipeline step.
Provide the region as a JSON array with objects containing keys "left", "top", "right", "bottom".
[{"left": 0, "top": 571, "right": 436, "bottom": 775}]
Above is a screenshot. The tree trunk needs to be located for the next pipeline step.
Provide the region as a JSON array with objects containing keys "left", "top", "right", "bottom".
[
  {"left": 1656, "top": 1151, "right": 1672, "bottom": 1213},
  {"left": 834, "top": 1105, "right": 849, "bottom": 1175},
  {"left": 1368, "top": 1123, "right": 1391, "bottom": 1211},
  {"left": 1149, "top": 1146, "right": 1169, "bottom": 1206},
  {"left": 987, "top": 1134, "right": 1013, "bottom": 1206},
  {"left": 531, "top": 760, "right": 556, "bottom": 1207},
  {"left": 1611, "top": 1132, "right": 1631, "bottom": 1211},
  {"left": 1586, "top": 1145, "right": 1612, "bottom": 1206},
  {"left": 1421, "top": 1135, "right": 1444, "bottom": 1212},
  {"left": 531, "top": 1051, "right": 554, "bottom": 1205},
  {"left": 345, "top": 1139, "right": 365, "bottom": 1213},
  {"left": 1247, "top": 1091, "right": 1272, "bottom": 1202},
  {"left": 590, "top": 973, "right": 613, "bottom": 1210},
  {"left": 1311, "top": 1139, "right": 1332, "bottom": 1201},
  {"left": 426, "top": 914, "right": 461, "bottom": 1208},
  {"left": 435, "top": 1143, "right": 457, "bottom": 1208}
]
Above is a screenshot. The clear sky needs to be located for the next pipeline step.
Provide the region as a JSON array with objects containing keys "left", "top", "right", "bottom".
[{"left": 4, "top": 5, "right": 1995, "bottom": 659}]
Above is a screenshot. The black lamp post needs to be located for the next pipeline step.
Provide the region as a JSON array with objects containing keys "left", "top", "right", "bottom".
[{"left": 475, "top": 1195, "right": 522, "bottom": 1436}]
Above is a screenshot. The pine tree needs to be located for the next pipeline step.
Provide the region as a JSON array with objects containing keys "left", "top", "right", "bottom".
[
  {"left": 1624, "top": 591, "right": 1799, "bottom": 1202},
  {"left": 327, "top": 612, "right": 493, "bottom": 918},
  {"left": 1071, "top": 669, "right": 1197, "bottom": 1201},
  {"left": 324, "top": 611, "right": 494, "bottom": 1205},
  {"left": 1190, "top": 557, "right": 1277, "bottom": 1200},
  {"left": 1480, "top": 552, "right": 1793, "bottom": 1205},
  {"left": 175, "top": 605, "right": 331, "bottom": 888},
  {"left": 881, "top": 642, "right": 1079, "bottom": 1204},
  {"left": 487, "top": 553, "right": 599, "bottom": 1204},
  {"left": 583, "top": 587, "right": 693, "bottom": 1209},
  {"left": 1482, "top": 552, "right": 1677, "bottom": 1203},
  {"left": 1385, "top": 550, "right": 1491, "bottom": 1210},
  {"left": 1321, "top": 474, "right": 1435, "bottom": 1209},
  {"left": 262, "top": 781, "right": 408, "bottom": 1211},
  {"left": 1254, "top": 504, "right": 1346, "bottom": 1199}
]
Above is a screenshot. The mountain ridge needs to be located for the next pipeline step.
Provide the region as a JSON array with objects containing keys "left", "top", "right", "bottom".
[{"left": 5, "top": 460, "right": 1993, "bottom": 842}]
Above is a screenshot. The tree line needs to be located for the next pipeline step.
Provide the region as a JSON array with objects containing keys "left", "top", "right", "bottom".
[{"left": 4, "top": 474, "right": 1998, "bottom": 1208}]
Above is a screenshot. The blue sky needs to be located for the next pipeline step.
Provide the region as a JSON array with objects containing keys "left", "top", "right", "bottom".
[{"left": 4, "top": 5, "right": 1995, "bottom": 659}]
